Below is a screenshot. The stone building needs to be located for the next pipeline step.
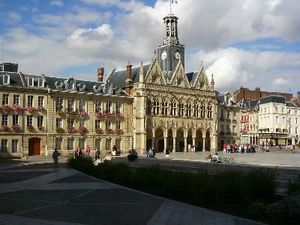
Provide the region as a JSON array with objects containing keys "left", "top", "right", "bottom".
[
  {"left": 0, "top": 63, "right": 133, "bottom": 157},
  {"left": 258, "top": 95, "right": 300, "bottom": 146},
  {"left": 108, "top": 12, "right": 218, "bottom": 153},
  {"left": 216, "top": 92, "right": 240, "bottom": 150}
]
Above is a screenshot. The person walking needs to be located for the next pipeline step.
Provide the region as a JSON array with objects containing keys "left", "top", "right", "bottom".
[
  {"left": 95, "top": 148, "right": 100, "bottom": 161},
  {"left": 52, "top": 149, "right": 60, "bottom": 168}
]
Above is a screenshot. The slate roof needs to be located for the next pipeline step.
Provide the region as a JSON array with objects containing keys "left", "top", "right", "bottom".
[
  {"left": 186, "top": 72, "right": 198, "bottom": 84},
  {"left": 107, "top": 64, "right": 150, "bottom": 89},
  {"left": 0, "top": 71, "right": 127, "bottom": 96},
  {"left": 0, "top": 72, "right": 23, "bottom": 87},
  {"left": 260, "top": 95, "right": 286, "bottom": 104}
]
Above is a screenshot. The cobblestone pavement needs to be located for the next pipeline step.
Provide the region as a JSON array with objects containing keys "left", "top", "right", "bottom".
[{"left": 0, "top": 162, "right": 265, "bottom": 225}]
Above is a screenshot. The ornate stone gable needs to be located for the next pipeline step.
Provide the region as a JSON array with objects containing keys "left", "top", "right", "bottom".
[
  {"left": 145, "top": 59, "right": 167, "bottom": 85},
  {"left": 193, "top": 66, "right": 209, "bottom": 90},
  {"left": 168, "top": 60, "right": 190, "bottom": 88}
]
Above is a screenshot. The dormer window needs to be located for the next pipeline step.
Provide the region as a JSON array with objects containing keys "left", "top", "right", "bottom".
[
  {"left": 27, "top": 77, "right": 34, "bottom": 86},
  {"left": 2, "top": 74, "right": 10, "bottom": 85},
  {"left": 38, "top": 78, "right": 45, "bottom": 87}
]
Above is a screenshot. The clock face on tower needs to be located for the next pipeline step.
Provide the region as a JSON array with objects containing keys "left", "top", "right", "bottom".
[
  {"left": 175, "top": 51, "right": 181, "bottom": 60},
  {"left": 161, "top": 51, "right": 167, "bottom": 60}
]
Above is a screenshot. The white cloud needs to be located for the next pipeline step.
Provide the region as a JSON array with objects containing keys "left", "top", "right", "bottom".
[
  {"left": 7, "top": 12, "right": 22, "bottom": 23},
  {"left": 50, "top": 1, "right": 64, "bottom": 7},
  {"left": 272, "top": 78, "right": 290, "bottom": 87},
  {"left": 66, "top": 24, "right": 114, "bottom": 55}
]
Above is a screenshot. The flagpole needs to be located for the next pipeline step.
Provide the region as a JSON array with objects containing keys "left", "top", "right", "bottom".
[{"left": 169, "top": 0, "right": 172, "bottom": 14}]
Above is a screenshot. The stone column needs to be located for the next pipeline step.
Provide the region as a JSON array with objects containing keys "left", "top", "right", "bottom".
[
  {"left": 173, "top": 133, "right": 176, "bottom": 153},
  {"left": 184, "top": 130, "right": 188, "bottom": 152},
  {"left": 164, "top": 136, "right": 167, "bottom": 153},
  {"left": 202, "top": 134, "right": 206, "bottom": 152}
]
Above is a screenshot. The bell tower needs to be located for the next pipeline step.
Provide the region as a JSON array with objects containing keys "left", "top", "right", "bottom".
[{"left": 157, "top": 13, "right": 185, "bottom": 76}]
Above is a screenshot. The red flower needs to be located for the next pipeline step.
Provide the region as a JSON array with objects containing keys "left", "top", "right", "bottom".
[
  {"left": 12, "top": 124, "right": 22, "bottom": 132},
  {"left": 2, "top": 104, "right": 12, "bottom": 112},
  {"left": 1, "top": 125, "right": 11, "bottom": 132},
  {"left": 27, "top": 106, "right": 38, "bottom": 113},
  {"left": 78, "top": 127, "right": 88, "bottom": 135},
  {"left": 67, "top": 127, "right": 77, "bottom": 133}
]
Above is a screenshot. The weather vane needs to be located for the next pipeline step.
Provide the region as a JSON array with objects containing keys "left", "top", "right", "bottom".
[{"left": 169, "top": 0, "right": 178, "bottom": 14}]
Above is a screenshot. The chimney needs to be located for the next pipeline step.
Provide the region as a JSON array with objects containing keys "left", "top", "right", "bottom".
[
  {"left": 126, "top": 61, "right": 132, "bottom": 84},
  {"left": 97, "top": 66, "right": 104, "bottom": 83},
  {"left": 124, "top": 61, "right": 133, "bottom": 95}
]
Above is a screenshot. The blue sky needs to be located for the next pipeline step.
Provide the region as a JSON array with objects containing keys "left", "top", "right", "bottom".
[{"left": 1, "top": 0, "right": 300, "bottom": 94}]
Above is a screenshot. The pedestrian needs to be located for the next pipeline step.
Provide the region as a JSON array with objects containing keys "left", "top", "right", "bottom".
[
  {"left": 95, "top": 147, "right": 100, "bottom": 161},
  {"left": 85, "top": 145, "right": 91, "bottom": 155},
  {"left": 52, "top": 149, "right": 60, "bottom": 168}
]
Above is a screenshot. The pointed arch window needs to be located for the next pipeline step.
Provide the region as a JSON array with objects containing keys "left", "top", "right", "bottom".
[
  {"left": 161, "top": 100, "right": 168, "bottom": 116},
  {"left": 186, "top": 102, "right": 192, "bottom": 117},
  {"left": 146, "top": 99, "right": 152, "bottom": 115},
  {"left": 170, "top": 101, "right": 176, "bottom": 116},
  {"left": 194, "top": 103, "right": 199, "bottom": 118},
  {"left": 153, "top": 99, "right": 159, "bottom": 115},
  {"left": 207, "top": 104, "right": 213, "bottom": 118},
  {"left": 178, "top": 102, "right": 184, "bottom": 117},
  {"left": 200, "top": 104, "right": 205, "bottom": 118}
]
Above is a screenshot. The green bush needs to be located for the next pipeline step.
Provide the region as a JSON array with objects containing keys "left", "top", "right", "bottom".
[{"left": 68, "top": 158, "right": 277, "bottom": 222}]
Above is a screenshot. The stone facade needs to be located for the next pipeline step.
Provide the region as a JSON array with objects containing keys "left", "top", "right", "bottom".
[
  {"left": 108, "top": 13, "right": 218, "bottom": 153},
  {"left": 0, "top": 68, "right": 133, "bottom": 157}
]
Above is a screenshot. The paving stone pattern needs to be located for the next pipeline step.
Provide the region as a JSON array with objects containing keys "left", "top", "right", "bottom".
[{"left": 0, "top": 160, "right": 266, "bottom": 225}]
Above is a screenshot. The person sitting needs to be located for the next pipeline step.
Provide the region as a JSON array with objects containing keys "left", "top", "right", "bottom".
[
  {"left": 211, "top": 152, "right": 221, "bottom": 163},
  {"left": 147, "top": 148, "right": 154, "bottom": 158},
  {"left": 127, "top": 148, "right": 138, "bottom": 161}
]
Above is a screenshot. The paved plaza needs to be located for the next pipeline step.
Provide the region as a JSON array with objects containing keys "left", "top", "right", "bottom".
[
  {"left": 0, "top": 160, "right": 266, "bottom": 225},
  {"left": 155, "top": 149, "right": 300, "bottom": 168}
]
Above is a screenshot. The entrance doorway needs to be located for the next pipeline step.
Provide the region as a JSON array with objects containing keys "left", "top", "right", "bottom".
[{"left": 29, "top": 138, "right": 41, "bottom": 156}]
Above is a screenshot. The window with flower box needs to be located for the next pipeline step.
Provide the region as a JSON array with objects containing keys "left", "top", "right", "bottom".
[
  {"left": 56, "top": 118, "right": 62, "bottom": 128},
  {"left": 12, "top": 139, "right": 18, "bottom": 153},
  {"left": 1, "top": 139, "right": 8, "bottom": 152},
  {"left": 13, "top": 95, "right": 19, "bottom": 105},
  {"left": 95, "top": 120, "right": 101, "bottom": 129},
  {"left": 105, "top": 101, "right": 111, "bottom": 113},
  {"left": 38, "top": 96, "right": 44, "bottom": 107},
  {"left": 27, "top": 96, "right": 33, "bottom": 107},
  {"left": 95, "top": 139, "right": 101, "bottom": 150},
  {"left": 79, "top": 120, "right": 85, "bottom": 127},
  {"left": 67, "top": 119, "right": 74, "bottom": 128},
  {"left": 37, "top": 116, "right": 43, "bottom": 128},
  {"left": 55, "top": 137, "right": 62, "bottom": 150},
  {"left": 116, "top": 121, "right": 121, "bottom": 129},
  {"left": 27, "top": 115, "right": 33, "bottom": 126},
  {"left": 95, "top": 100, "right": 102, "bottom": 113},
  {"left": 79, "top": 138, "right": 85, "bottom": 149},
  {"left": 2, "top": 94, "right": 8, "bottom": 105},
  {"left": 67, "top": 98, "right": 74, "bottom": 112},
  {"left": 79, "top": 99, "right": 86, "bottom": 112},
  {"left": 106, "top": 138, "right": 111, "bottom": 150},
  {"left": 67, "top": 138, "right": 74, "bottom": 150},
  {"left": 116, "top": 102, "right": 122, "bottom": 114},
  {"left": 13, "top": 115, "right": 18, "bottom": 125},
  {"left": 56, "top": 96, "right": 63, "bottom": 112},
  {"left": 1, "top": 114, "right": 8, "bottom": 125},
  {"left": 105, "top": 120, "right": 111, "bottom": 129}
]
